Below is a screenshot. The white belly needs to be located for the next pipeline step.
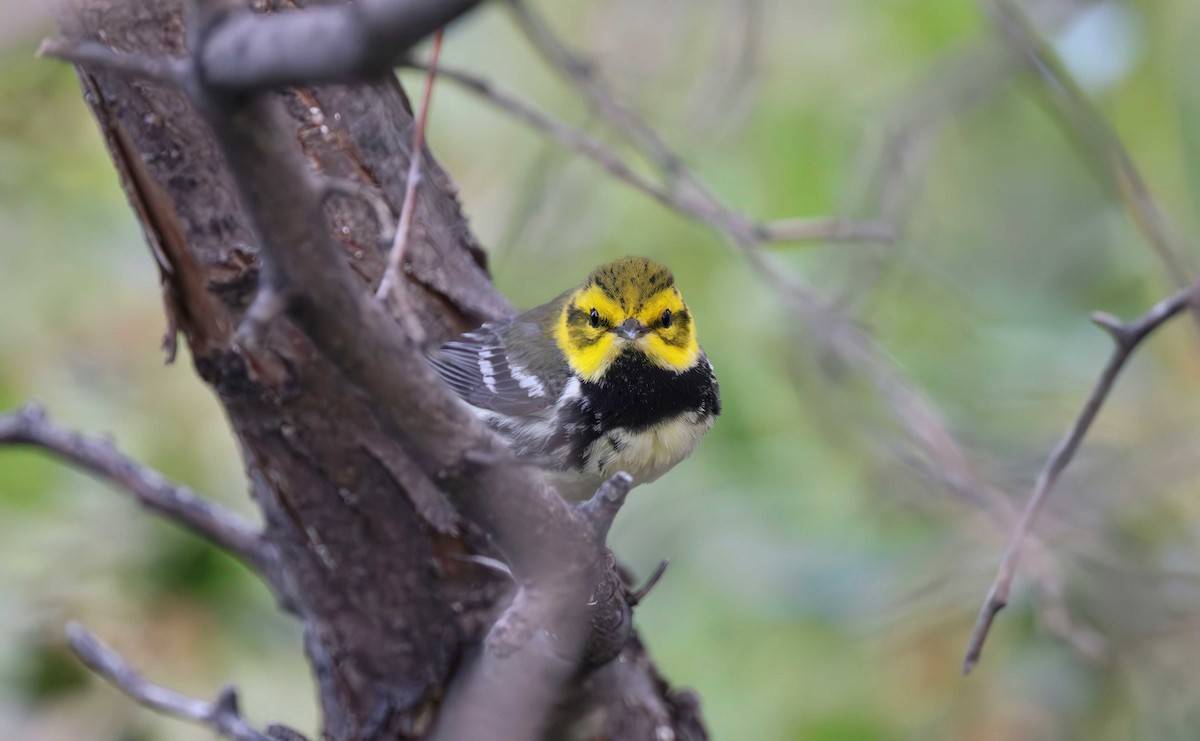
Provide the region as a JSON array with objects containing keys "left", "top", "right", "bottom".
[{"left": 552, "top": 410, "right": 714, "bottom": 499}]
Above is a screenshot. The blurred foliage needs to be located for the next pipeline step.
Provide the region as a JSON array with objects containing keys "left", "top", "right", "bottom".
[{"left": 4, "top": 0, "right": 1200, "bottom": 739}]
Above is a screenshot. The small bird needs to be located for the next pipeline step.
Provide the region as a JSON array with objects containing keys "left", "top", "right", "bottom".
[{"left": 430, "top": 256, "right": 720, "bottom": 500}]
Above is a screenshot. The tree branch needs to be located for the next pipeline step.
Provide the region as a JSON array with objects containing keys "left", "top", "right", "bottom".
[
  {"left": 195, "top": 0, "right": 482, "bottom": 92},
  {"left": 627, "top": 559, "right": 669, "bottom": 607},
  {"left": 962, "top": 281, "right": 1199, "bottom": 674},
  {"left": 415, "top": 61, "right": 891, "bottom": 247},
  {"left": 0, "top": 403, "right": 274, "bottom": 576},
  {"left": 67, "top": 623, "right": 305, "bottom": 741},
  {"left": 377, "top": 27, "right": 443, "bottom": 343},
  {"left": 506, "top": 0, "right": 691, "bottom": 183},
  {"left": 41, "top": 1, "right": 483, "bottom": 92},
  {"left": 38, "top": 37, "right": 185, "bottom": 84}
]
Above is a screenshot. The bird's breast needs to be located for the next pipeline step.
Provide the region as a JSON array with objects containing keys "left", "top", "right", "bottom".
[{"left": 585, "top": 410, "right": 715, "bottom": 483}]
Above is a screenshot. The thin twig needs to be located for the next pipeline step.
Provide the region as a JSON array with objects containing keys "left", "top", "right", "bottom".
[
  {"left": 506, "top": 0, "right": 893, "bottom": 250},
  {"left": 0, "top": 403, "right": 272, "bottom": 574},
  {"left": 407, "top": 63, "right": 696, "bottom": 218},
  {"left": 38, "top": 37, "right": 185, "bottom": 84},
  {"left": 627, "top": 559, "right": 669, "bottom": 606},
  {"left": 414, "top": 62, "right": 889, "bottom": 247},
  {"left": 67, "top": 623, "right": 302, "bottom": 741},
  {"left": 962, "top": 281, "right": 1199, "bottom": 674},
  {"left": 456, "top": 553, "right": 515, "bottom": 580},
  {"left": 377, "top": 29, "right": 443, "bottom": 316},
  {"left": 506, "top": 0, "right": 691, "bottom": 183}
]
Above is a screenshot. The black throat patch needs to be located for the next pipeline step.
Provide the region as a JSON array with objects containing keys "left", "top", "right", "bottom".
[{"left": 562, "top": 350, "right": 720, "bottom": 466}]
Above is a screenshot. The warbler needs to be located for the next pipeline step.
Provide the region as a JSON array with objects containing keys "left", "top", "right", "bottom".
[{"left": 430, "top": 256, "right": 720, "bottom": 500}]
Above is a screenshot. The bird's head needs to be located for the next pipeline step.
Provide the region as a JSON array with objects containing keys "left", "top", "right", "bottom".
[{"left": 554, "top": 256, "right": 700, "bottom": 382}]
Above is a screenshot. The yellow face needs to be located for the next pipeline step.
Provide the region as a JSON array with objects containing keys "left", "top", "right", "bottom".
[{"left": 553, "top": 257, "right": 700, "bottom": 382}]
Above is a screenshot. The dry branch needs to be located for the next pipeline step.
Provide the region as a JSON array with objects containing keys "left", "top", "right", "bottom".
[
  {"left": 0, "top": 403, "right": 272, "bottom": 576},
  {"left": 67, "top": 623, "right": 305, "bottom": 741},
  {"left": 417, "top": 61, "right": 891, "bottom": 248},
  {"left": 196, "top": 0, "right": 482, "bottom": 92},
  {"left": 377, "top": 29, "right": 443, "bottom": 316},
  {"left": 962, "top": 281, "right": 1199, "bottom": 673}
]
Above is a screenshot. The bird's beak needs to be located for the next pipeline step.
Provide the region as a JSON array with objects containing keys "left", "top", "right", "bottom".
[{"left": 613, "top": 318, "right": 649, "bottom": 340}]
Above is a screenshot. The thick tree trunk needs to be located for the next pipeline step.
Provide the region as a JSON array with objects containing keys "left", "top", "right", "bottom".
[{"left": 57, "top": 0, "right": 706, "bottom": 738}]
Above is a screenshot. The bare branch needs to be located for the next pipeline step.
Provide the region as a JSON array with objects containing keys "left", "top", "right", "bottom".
[
  {"left": 506, "top": 0, "right": 689, "bottom": 182},
  {"left": 37, "top": 37, "right": 184, "bottom": 84},
  {"left": 43, "top": 0, "right": 481, "bottom": 93},
  {"left": 196, "top": 0, "right": 482, "bottom": 93},
  {"left": 416, "top": 62, "right": 889, "bottom": 247},
  {"left": 67, "top": 623, "right": 304, "bottom": 741},
  {"left": 377, "top": 27, "right": 444, "bottom": 344},
  {"left": 962, "top": 282, "right": 1199, "bottom": 674},
  {"left": 627, "top": 559, "right": 669, "bottom": 606},
  {"left": 408, "top": 62, "right": 691, "bottom": 216},
  {"left": 0, "top": 403, "right": 273, "bottom": 575},
  {"left": 504, "top": 0, "right": 894, "bottom": 248}
]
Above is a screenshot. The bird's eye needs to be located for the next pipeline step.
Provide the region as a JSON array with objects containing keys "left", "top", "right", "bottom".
[
  {"left": 661, "top": 309, "right": 673, "bottom": 328},
  {"left": 589, "top": 308, "right": 600, "bottom": 328}
]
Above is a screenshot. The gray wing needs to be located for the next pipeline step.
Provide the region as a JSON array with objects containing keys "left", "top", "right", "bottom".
[{"left": 428, "top": 315, "right": 568, "bottom": 418}]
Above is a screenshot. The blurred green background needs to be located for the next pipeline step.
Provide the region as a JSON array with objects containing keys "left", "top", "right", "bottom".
[{"left": 5, "top": 1, "right": 1200, "bottom": 739}]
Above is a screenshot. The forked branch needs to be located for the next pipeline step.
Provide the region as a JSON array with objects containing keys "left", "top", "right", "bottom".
[
  {"left": 0, "top": 404, "right": 273, "bottom": 576},
  {"left": 67, "top": 623, "right": 307, "bottom": 741},
  {"left": 962, "top": 281, "right": 1199, "bottom": 674}
]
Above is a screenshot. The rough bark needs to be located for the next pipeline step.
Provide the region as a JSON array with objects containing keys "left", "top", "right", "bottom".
[{"left": 55, "top": 0, "right": 707, "bottom": 739}]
